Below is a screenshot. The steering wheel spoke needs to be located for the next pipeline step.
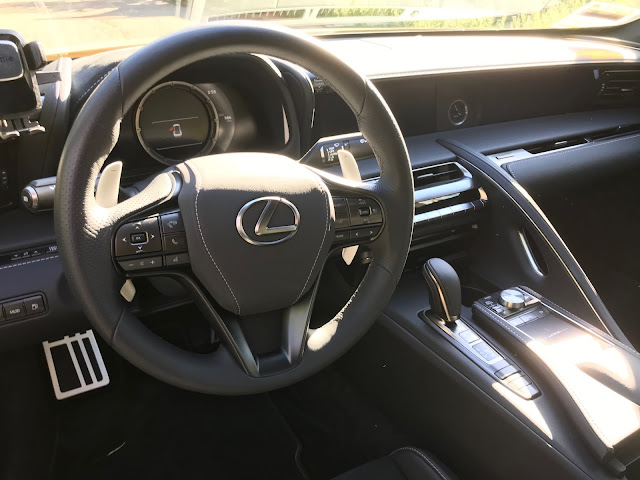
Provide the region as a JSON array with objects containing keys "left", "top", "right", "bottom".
[{"left": 168, "top": 268, "right": 321, "bottom": 377}]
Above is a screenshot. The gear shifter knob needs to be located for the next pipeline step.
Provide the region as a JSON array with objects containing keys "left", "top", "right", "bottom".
[{"left": 422, "top": 258, "right": 461, "bottom": 325}]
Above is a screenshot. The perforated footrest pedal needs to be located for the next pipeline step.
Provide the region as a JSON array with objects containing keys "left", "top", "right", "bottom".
[{"left": 43, "top": 330, "right": 110, "bottom": 400}]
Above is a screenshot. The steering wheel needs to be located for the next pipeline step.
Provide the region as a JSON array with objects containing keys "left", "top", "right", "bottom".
[{"left": 55, "top": 22, "right": 413, "bottom": 395}]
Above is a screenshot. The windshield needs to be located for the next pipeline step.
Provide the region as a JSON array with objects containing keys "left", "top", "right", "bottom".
[{"left": 2, "top": 1, "right": 639, "bottom": 58}]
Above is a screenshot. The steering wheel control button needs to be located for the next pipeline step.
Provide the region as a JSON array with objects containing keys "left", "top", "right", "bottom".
[
  {"left": 163, "top": 233, "right": 187, "bottom": 253},
  {"left": 119, "top": 256, "right": 163, "bottom": 271},
  {"left": 333, "top": 197, "right": 351, "bottom": 230},
  {"left": 332, "top": 197, "right": 350, "bottom": 230},
  {"left": 358, "top": 206, "right": 371, "bottom": 217},
  {"left": 347, "top": 198, "right": 383, "bottom": 226},
  {"left": 334, "top": 231, "right": 349, "bottom": 243},
  {"left": 3, "top": 300, "right": 26, "bottom": 320},
  {"left": 350, "top": 226, "right": 380, "bottom": 241},
  {"left": 499, "top": 289, "right": 526, "bottom": 310},
  {"left": 23, "top": 295, "right": 45, "bottom": 316},
  {"left": 115, "top": 217, "right": 161, "bottom": 256},
  {"left": 130, "top": 232, "right": 148, "bottom": 244},
  {"left": 161, "top": 212, "right": 184, "bottom": 234},
  {"left": 164, "top": 253, "right": 189, "bottom": 267}
]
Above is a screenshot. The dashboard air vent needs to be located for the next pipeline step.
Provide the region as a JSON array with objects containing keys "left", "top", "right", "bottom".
[
  {"left": 598, "top": 70, "right": 640, "bottom": 99},
  {"left": 413, "top": 162, "right": 463, "bottom": 189}
]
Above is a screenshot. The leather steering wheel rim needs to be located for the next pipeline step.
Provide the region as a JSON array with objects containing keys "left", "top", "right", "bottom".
[{"left": 55, "top": 22, "right": 414, "bottom": 395}]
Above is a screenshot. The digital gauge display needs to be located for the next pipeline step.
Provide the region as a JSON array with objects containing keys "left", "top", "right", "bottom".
[{"left": 135, "top": 81, "right": 218, "bottom": 165}]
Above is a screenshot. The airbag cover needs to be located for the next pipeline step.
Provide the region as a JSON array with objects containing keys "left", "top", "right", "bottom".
[{"left": 177, "top": 153, "right": 333, "bottom": 316}]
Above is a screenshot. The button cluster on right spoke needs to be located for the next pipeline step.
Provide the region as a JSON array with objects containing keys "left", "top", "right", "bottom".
[{"left": 333, "top": 196, "right": 383, "bottom": 245}]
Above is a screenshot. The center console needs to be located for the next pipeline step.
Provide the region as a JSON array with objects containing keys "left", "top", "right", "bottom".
[
  {"left": 419, "top": 257, "right": 640, "bottom": 476},
  {"left": 473, "top": 286, "right": 640, "bottom": 468}
]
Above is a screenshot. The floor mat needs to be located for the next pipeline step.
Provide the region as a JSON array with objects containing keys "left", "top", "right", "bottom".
[
  {"left": 53, "top": 364, "right": 305, "bottom": 480},
  {"left": 271, "top": 367, "right": 411, "bottom": 480}
]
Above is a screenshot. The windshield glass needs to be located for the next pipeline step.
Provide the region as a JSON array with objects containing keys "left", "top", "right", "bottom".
[{"left": 2, "top": 1, "right": 639, "bottom": 58}]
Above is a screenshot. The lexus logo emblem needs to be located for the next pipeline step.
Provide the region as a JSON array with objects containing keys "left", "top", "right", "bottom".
[{"left": 236, "top": 196, "right": 300, "bottom": 246}]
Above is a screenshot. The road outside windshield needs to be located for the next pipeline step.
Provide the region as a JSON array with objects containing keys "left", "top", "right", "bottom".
[{"left": 2, "top": 1, "right": 639, "bottom": 58}]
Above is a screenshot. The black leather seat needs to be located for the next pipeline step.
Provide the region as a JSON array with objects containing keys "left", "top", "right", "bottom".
[{"left": 333, "top": 447, "right": 457, "bottom": 480}]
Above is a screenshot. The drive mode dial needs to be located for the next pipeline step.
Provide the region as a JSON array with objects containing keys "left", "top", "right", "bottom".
[{"left": 499, "top": 289, "right": 525, "bottom": 310}]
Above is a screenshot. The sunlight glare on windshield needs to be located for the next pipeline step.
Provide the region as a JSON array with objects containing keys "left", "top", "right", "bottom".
[{"left": 1, "top": 0, "right": 639, "bottom": 58}]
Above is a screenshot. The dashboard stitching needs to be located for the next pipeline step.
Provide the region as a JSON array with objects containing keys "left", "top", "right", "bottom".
[
  {"left": 73, "top": 70, "right": 114, "bottom": 111},
  {"left": 191, "top": 164, "right": 241, "bottom": 314},
  {"left": 0, "top": 255, "right": 58, "bottom": 271},
  {"left": 390, "top": 447, "right": 447, "bottom": 480},
  {"left": 294, "top": 183, "right": 329, "bottom": 304},
  {"left": 505, "top": 133, "right": 640, "bottom": 181}
]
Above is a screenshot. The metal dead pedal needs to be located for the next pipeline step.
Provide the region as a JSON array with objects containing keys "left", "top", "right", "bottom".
[{"left": 43, "top": 330, "right": 110, "bottom": 400}]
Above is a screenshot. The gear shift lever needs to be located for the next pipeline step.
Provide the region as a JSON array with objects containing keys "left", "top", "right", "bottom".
[{"left": 422, "top": 258, "right": 461, "bottom": 325}]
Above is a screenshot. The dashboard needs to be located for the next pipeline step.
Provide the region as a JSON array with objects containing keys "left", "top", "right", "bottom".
[{"left": 1, "top": 33, "right": 640, "bottom": 350}]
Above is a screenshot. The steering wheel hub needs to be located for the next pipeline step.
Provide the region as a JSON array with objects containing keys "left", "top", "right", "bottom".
[{"left": 177, "top": 153, "right": 332, "bottom": 316}]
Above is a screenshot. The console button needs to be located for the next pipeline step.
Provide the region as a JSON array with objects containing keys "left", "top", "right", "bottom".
[
  {"left": 517, "top": 383, "right": 540, "bottom": 400},
  {"left": 459, "top": 329, "right": 479, "bottom": 344},
  {"left": 3, "top": 300, "right": 25, "bottom": 320},
  {"left": 491, "top": 305, "right": 505, "bottom": 314},
  {"left": 160, "top": 212, "right": 184, "bottom": 234},
  {"left": 472, "top": 342, "right": 501, "bottom": 363},
  {"left": 507, "top": 374, "right": 532, "bottom": 390},
  {"left": 507, "top": 316, "right": 525, "bottom": 327},
  {"left": 119, "top": 256, "right": 162, "bottom": 271},
  {"left": 495, "top": 365, "right": 519, "bottom": 380},
  {"left": 531, "top": 307, "right": 548, "bottom": 319},
  {"left": 115, "top": 217, "right": 161, "bottom": 256},
  {"left": 519, "top": 312, "right": 537, "bottom": 323},
  {"left": 164, "top": 253, "right": 190, "bottom": 266},
  {"left": 23, "top": 295, "right": 45, "bottom": 316},
  {"left": 163, "top": 234, "right": 188, "bottom": 253}
]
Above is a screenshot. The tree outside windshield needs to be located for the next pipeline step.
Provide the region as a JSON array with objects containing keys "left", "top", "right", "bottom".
[{"left": 2, "top": 0, "right": 639, "bottom": 58}]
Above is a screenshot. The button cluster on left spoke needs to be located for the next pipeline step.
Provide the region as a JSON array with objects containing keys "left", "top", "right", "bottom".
[{"left": 115, "top": 212, "right": 189, "bottom": 272}]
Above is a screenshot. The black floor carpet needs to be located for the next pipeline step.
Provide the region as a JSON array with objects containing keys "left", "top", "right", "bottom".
[
  {"left": 271, "top": 368, "right": 411, "bottom": 480},
  {"left": 53, "top": 364, "right": 306, "bottom": 480}
]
